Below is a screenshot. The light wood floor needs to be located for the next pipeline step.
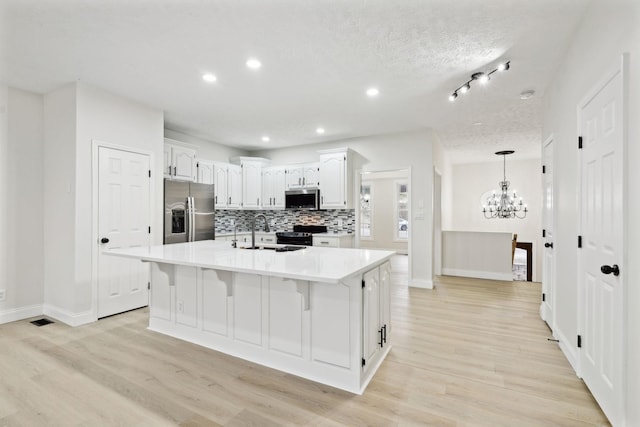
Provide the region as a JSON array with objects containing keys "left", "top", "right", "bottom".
[{"left": 0, "top": 256, "right": 609, "bottom": 426}]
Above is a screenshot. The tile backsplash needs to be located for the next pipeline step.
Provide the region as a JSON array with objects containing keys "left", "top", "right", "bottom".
[{"left": 215, "top": 209, "right": 355, "bottom": 234}]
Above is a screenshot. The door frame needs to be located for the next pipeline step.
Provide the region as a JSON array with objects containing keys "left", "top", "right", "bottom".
[
  {"left": 576, "top": 54, "right": 627, "bottom": 423},
  {"left": 541, "top": 134, "right": 555, "bottom": 331},
  {"left": 91, "top": 139, "right": 155, "bottom": 322},
  {"left": 432, "top": 167, "right": 442, "bottom": 276}
]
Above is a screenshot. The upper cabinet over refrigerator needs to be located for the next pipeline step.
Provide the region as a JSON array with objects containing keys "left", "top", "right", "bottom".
[{"left": 164, "top": 179, "right": 215, "bottom": 244}]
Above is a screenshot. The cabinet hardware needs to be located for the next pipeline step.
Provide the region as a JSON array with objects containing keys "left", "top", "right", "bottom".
[
  {"left": 600, "top": 264, "right": 620, "bottom": 276},
  {"left": 228, "top": 196, "right": 231, "bottom": 204},
  {"left": 577, "top": 335, "right": 582, "bottom": 348},
  {"left": 173, "top": 166, "right": 176, "bottom": 175},
  {"left": 168, "top": 165, "right": 172, "bottom": 175},
  {"left": 379, "top": 328, "right": 384, "bottom": 347},
  {"left": 382, "top": 324, "right": 387, "bottom": 343},
  {"left": 215, "top": 196, "right": 217, "bottom": 204}
]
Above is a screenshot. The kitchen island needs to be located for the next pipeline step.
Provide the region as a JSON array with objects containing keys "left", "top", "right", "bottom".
[{"left": 108, "top": 240, "right": 394, "bottom": 394}]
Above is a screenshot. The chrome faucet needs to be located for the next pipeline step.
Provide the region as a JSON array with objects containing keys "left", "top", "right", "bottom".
[
  {"left": 231, "top": 224, "right": 238, "bottom": 248},
  {"left": 251, "top": 214, "right": 270, "bottom": 248}
]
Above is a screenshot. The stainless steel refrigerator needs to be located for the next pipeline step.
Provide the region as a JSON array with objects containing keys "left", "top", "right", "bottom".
[{"left": 164, "top": 179, "right": 215, "bottom": 244}]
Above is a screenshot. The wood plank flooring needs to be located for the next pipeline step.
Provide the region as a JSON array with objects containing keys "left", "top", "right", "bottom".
[{"left": 0, "top": 256, "right": 609, "bottom": 426}]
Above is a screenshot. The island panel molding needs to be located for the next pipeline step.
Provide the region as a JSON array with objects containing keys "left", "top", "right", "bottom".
[{"left": 108, "top": 240, "right": 394, "bottom": 394}]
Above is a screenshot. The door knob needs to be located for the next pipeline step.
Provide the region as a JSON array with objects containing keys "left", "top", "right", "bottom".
[
  {"left": 600, "top": 264, "right": 620, "bottom": 276},
  {"left": 100, "top": 237, "right": 109, "bottom": 244},
  {"left": 545, "top": 242, "right": 553, "bottom": 248}
]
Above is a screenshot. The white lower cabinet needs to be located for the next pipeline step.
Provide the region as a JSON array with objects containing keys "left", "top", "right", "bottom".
[
  {"left": 147, "top": 262, "right": 390, "bottom": 394},
  {"left": 362, "top": 261, "right": 391, "bottom": 370},
  {"left": 312, "top": 234, "right": 354, "bottom": 248}
]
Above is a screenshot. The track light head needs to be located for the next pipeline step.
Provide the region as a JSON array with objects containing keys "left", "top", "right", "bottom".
[
  {"left": 497, "top": 61, "right": 510, "bottom": 71},
  {"left": 449, "top": 92, "right": 458, "bottom": 101},
  {"left": 460, "top": 83, "right": 470, "bottom": 94}
]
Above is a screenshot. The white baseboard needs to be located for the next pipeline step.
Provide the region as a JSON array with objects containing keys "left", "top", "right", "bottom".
[
  {"left": 555, "top": 326, "right": 579, "bottom": 375},
  {"left": 0, "top": 304, "right": 43, "bottom": 325},
  {"left": 409, "top": 278, "right": 433, "bottom": 289},
  {"left": 442, "top": 268, "right": 513, "bottom": 282},
  {"left": 43, "top": 304, "right": 96, "bottom": 327}
]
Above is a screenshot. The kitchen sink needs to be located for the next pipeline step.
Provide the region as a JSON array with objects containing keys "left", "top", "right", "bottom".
[{"left": 242, "top": 245, "right": 306, "bottom": 252}]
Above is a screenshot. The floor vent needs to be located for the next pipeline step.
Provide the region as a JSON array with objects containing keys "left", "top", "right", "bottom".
[{"left": 30, "top": 318, "right": 54, "bottom": 327}]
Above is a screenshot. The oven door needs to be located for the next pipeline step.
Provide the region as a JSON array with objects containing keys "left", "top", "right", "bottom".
[{"left": 276, "top": 233, "right": 313, "bottom": 246}]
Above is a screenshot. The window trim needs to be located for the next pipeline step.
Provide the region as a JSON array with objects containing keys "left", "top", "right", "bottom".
[
  {"left": 360, "top": 181, "right": 374, "bottom": 240},
  {"left": 394, "top": 180, "right": 409, "bottom": 241}
]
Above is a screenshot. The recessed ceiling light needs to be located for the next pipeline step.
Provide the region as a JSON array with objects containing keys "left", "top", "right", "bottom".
[
  {"left": 316, "top": 127, "right": 325, "bottom": 134},
  {"left": 520, "top": 90, "right": 535, "bottom": 100},
  {"left": 261, "top": 136, "right": 270, "bottom": 142},
  {"left": 366, "top": 87, "right": 379, "bottom": 97},
  {"left": 202, "top": 73, "right": 217, "bottom": 83},
  {"left": 246, "top": 58, "right": 262, "bottom": 70},
  {"left": 473, "top": 121, "right": 483, "bottom": 126}
]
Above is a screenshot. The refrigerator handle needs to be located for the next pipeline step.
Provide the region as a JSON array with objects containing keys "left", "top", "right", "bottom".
[{"left": 190, "top": 196, "right": 196, "bottom": 242}]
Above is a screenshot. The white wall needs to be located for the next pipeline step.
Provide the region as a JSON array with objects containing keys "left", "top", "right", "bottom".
[
  {"left": 251, "top": 129, "right": 435, "bottom": 288},
  {"left": 43, "top": 83, "right": 77, "bottom": 316},
  {"left": 541, "top": 0, "right": 640, "bottom": 424},
  {"left": 165, "top": 129, "right": 248, "bottom": 162},
  {"left": 4, "top": 88, "right": 44, "bottom": 318},
  {"left": 448, "top": 158, "right": 542, "bottom": 281},
  {"left": 0, "top": 86, "right": 7, "bottom": 317},
  {"left": 442, "top": 231, "right": 513, "bottom": 281},
  {"left": 43, "top": 82, "right": 165, "bottom": 323},
  {"left": 360, "top": 170, "right": 409, "bottom": 253}
]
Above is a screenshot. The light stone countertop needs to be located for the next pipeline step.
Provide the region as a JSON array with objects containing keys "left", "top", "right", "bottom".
[{"left": 107, "top": 240, "right": 393, "bottom": 284}]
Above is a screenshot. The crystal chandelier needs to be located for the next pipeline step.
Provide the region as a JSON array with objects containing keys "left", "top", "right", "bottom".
[{"left": 482, "top": 150, "right": 528, "bottom": 219}]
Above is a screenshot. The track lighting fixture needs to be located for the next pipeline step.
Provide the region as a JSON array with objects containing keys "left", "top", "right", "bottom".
[{"left": 448, "top": 61, "right": 510, "bottom": 101}]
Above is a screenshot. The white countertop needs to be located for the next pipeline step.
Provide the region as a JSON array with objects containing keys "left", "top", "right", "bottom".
[{"left": 107, "top": 240, "right": 394, "bottom": 284}]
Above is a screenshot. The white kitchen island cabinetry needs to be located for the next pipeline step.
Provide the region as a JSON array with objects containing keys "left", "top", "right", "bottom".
[{"left": 108, "top": 241, "right": 394, "bottom": 394}]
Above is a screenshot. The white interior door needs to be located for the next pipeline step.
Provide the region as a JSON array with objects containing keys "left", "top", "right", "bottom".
[
  {"left": 541, "top": 137, "right": 554, "bottom": 328},
  {"left": 579, "top": 60, "right": 625, "bottom": 426},
  {"left": 98, "top": 146, "right": 150, "bottom": 318}
]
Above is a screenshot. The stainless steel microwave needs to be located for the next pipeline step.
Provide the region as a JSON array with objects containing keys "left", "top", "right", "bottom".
[{"left": 285, "top": 188, "right": 320, "bottom": 210}]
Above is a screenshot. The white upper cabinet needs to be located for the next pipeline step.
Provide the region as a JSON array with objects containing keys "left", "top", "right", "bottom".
[
  {"left": 196, "top": 159, "right": 214, "bottom": 185},
  {"left": 242, "top": 160, "right": 263, "bottom": 209},
  {"left": 262, "top": 166, "right": 287, "bottom": 209},
  {"left": 318, "top": 149, "right": 352, "bottom": 209},
  {"left": 286, "top": 162, "right": 319, "bottom": 189},
  {"left": 227, "top": 164, "right": 242, "bottom": 209},
  {"left": 213, "top": 162, "right": 229, "bottom": 208},
  {"left": 164, "top": 141, "right": 197, "bottom": 181}
]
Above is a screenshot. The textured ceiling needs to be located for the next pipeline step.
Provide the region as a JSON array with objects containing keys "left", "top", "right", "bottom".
[{"left": 1, "top": 0, "right": 589, "bottom": 163}]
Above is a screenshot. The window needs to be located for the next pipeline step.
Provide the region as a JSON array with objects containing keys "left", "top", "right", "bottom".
[
  {"left": 396, "top": 182, "right": 408, "bottom": 240},
  {"left": 360, "top": 183, "right": 373, "bottom": 239}
]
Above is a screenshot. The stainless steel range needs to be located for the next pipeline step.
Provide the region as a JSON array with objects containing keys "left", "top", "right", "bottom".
[{"left": 276, "top": 225, "right": 327, "bottom": 246}]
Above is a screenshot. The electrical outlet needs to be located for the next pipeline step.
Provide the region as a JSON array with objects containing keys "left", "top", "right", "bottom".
[
  {"left": 0, "top": 289, "right": 6, "bottom": 302},
  {"left": 230, "top": 219, "right": 235, "bottom": 226},
  {"left": 177, "top": 301, "right": 184, "bottom": 313}
]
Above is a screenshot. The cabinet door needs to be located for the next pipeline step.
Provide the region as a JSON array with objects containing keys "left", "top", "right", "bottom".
[
  {"left": 303, "top": 163, "right": 319, "bottom": 188},
  {"left": 362, "top": 267, "right": 381, "bottom": 366},
  {"left": 262, "top": 168, "right": 275, "bottom": 209},
  {"left": 285, "top": 167, "right": 303, "bottom": 189},
  {"left": 172, "top": 146, "right": 196, "bottom": 181},
  {"left": 197, "top": 159, "right": 214, "bottom": 185},
  {"left": 272, "top": 167, "right": 287, "bottom": 208},
  {"left": 163, "top": 145, "right": 172, "bottom": 178},
  {"left": 379, "top": 261, "right": 391, "bottom": 341},
  {"left": 319, "top": 153, "right": 346, "bottom": 208},
  {"left": 213, "top": 162, "right": 228, "bottom": 208},
  {"left": 227, "top": 164, "right": 242, "bottom": 208},
  {"left": 242, "top": 161, "right": 262, "bottom": 209}
]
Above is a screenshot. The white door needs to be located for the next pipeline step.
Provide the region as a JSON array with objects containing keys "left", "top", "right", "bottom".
[
  {"left": 98, "top": 146, "right": 150, "bottom": 318},
  {"left": 541, "top": 137, "right": 554, "bottom": 328},
  {"left": 578, "top": 59, "right": 625, "bottom": 426}
]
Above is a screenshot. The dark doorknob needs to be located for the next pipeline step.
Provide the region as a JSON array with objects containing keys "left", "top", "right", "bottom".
[
  {"left": 100, "top": 237, "right": 109, "bottom": 244},
  {"left": 600, "top": 264, "right": 620, "bottom": 276},
  {"left": 545, "top": 242, "right": 553, "bottom": 248}
]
